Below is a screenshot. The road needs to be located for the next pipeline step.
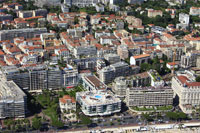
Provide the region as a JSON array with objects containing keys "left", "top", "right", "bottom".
[{"left": 56, "top": 120, "right": 200, "bottom": 133}]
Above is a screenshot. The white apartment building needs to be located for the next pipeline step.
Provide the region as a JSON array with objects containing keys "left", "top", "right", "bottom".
[
  {"left": 125, "top": 86, "right": 173, "bottom": 107},
  {"left": 172, "top": 72, "right": 200, "bottom": 114},
  {"left": 76, "top": 90, "right": 121, "bottom": 116},
  {"left": 63, "top": 66, "right": 79, "bottom": 88}
]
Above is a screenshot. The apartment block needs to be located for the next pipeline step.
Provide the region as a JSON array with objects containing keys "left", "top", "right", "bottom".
[
  {"left": 0, "top": 28, "right": 47, "bottom": 41},
  {"left": 0, "top": 80, "right": 27, "bottom": 119},
  {"left": 125, "top": 86, "right": 173, "bottom": 107},
  {"left": 47, "top": 68, "right": 62, "bottom": 90},
  {"left": 63, "top": 67, "right": 79, "bottom": 88},
  {"left": 0, "top": 66, "right": 64, "bottom": 92},
  {"left": 29, "top": 70, "right": 47, "bottom": 92},
  {"left": 74, "top": 45, "right": 97, "bottom": 58},
  {"left": 117, "top": 45, "right": 129, "bottom": 60},
  {"left": 99, "top": 62, "right": 140, "bottom": 84},
  {"left": 104, "top": 53, "right": 121, "bottom": 64},
  {"left": 0, "top": 13, "right": 13, "bottom": 21},
  {"left": 18, "top": 10, "right": 33, "bottom": 18},
  {"left": 113, "top": 72, "right": 150, "bottom": 98},
  {"left": 64, "top": 0, "right": 98, "bottom": 7}
]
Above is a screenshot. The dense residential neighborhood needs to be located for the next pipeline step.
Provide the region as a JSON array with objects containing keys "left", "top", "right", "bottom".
[{"left": 1, "top": 0, "right": 200, "bottom": 132}]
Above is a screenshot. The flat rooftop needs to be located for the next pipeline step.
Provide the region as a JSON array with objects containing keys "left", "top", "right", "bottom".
[
  {"left": 77, "top": 90, "right": 121, "bottom": 106},
  {"left": 129, "top": 86, "right": 172, "bottom": 91}
]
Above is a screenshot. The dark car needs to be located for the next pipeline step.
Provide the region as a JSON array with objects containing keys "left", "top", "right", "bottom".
[{"left": 88, "top": 123, "right": 98, "bottom": 128}]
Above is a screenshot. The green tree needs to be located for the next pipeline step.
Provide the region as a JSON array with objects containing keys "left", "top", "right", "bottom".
[
  {"left": 32, "top": 116, "right": 42, "bottom": 130},
  {"left": 80, "top": 115, "right": 92, "bottom": 125},
  {"left": 141, "top": 113, "right": 153, "bottom": 122},
  {"left": 166, "top": 112, "right": 179, "bottom": 120},
  {"left": 178, "top": 112, "right": 187, "bottom": 120},
  {"left": 141, "top": 63, "right": 151, "bottom": 72},
  {"left": 74, "top": 16, "right": 79, "bottom": 24},
  {"left": 196, "top": 76, "right": 200, "bottom": 82}
]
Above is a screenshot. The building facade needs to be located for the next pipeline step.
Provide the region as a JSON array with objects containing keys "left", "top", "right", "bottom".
[
  {"left": 0, "top": 80, "right": 27, "bottom": 119},
  {"left": 0, "top": 28, "right": 47, "bottom": 41},
  {"left": 125, "top": 86, "right": 173, "bottom": 107},
  {"left": 76, "top": 90, "right": 121, "bottom": 116},
  {"left": 172, "top": 72, "right": 200, "bottom": 114}
]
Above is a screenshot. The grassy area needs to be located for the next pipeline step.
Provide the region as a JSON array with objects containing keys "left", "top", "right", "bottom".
[
  {"left": 157, "top": 105, "right": 173, "bottom": 110},
  {"left": 132, "top": 105, "right": 173, "bottom": 111},
  {"left": 34, "top": 85, "right": 85, "bottom": 128}
]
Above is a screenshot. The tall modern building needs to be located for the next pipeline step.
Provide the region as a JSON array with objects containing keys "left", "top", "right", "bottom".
[
  {"left": 0, "top": 66, "right": 64, "bottom": 92},
  {"left": 0, "top": 80, "right": 27, "bottom": 119},
  {"left": 63, "top": 67, "right": 79, "bottom": 88},
  {"left": 47, "top": 68, "right": 62, "bottom": 90},
  {"left": 29, "top": 70, "right": 47, "bottom": 92},
  {"left": 76, "top": 90, "right": 121, "bottom": 116}
]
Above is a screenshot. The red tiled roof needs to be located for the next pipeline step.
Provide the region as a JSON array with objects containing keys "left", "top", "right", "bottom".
[
  {"left": 133, "top": 54, "right": 150, "bottom": 59},
  {"left": 177, "top": 76, "right": 200, "bottom": 87},
  {"left": 59, "top": 95, "right": 76, "bottom": 104}
]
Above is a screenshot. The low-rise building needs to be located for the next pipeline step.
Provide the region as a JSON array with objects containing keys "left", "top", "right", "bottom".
[
  {"left": 148, "top": 9, "right": 163, "bottom": 18},
  {"left": 82, "top": 75, "right": 107, "bottom": 91},
  {"left": 166, "top": 62, "right": 179, "bottom": 69},
  {"left": 130, "top": 54, "right": 151, "bottom": 66},
  {"left": 76, "top": 90, "right": 121, "bottom": 116},
  {"left": 59, "top": 95, "right": 76, "bottom": 122}
]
